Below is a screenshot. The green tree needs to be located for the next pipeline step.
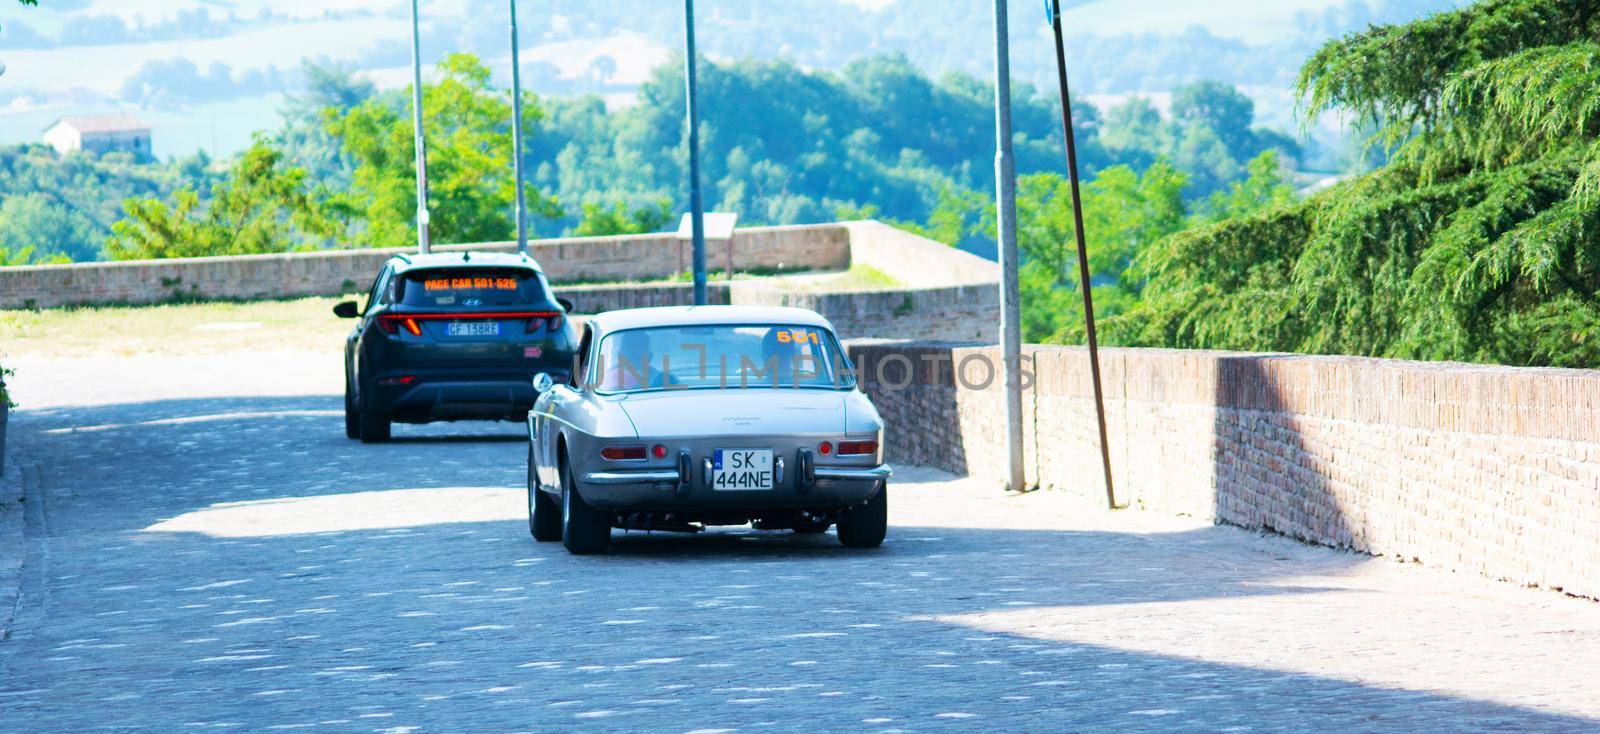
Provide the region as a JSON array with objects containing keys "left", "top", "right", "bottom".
[
  {"left": 1172, "top": 80, "right": 1258, "bottom": 162},
  {"left": 1121, "top": 0, "right": 1600, "bottom": 368},
  {"left": 0, "top": 193, "right": 95, "bottom": 262},
  {"left": 1194, "top": 150, "right": 1298, "bottom": 224},
  {"left": 573, "top": 198, "right": 673, "bottom": 236},
  {"left": 1014, "top": 164, "right": 1187, "bottom": 342},
  {"left": 327, "top": 53, "right": 559, "bottom": 249},
  {"left": 275, "top": 61, "right": 375, "bottom": 189},
  {"left": 107, "top": 141, "right": 347, "bottom": 259}
]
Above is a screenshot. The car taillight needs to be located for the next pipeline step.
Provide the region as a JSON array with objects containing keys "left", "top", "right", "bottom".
[
  {"left": 600, "top": 445, "right": 647, "bottom": 461},
  {"left": 377, "top": 315, "right": 421, "bottom": 335},
  {"left": 651, "top": 444, "right": 668, "bottom": 459},
  {"left": 818, "top": 441, "right": 832, "bottom": 455},
  {"left": 378, "top": 376, "right": 417, "bottom": 386},
  {"left": 525, "top": 314, "right": 562, "bottom": 334},
  {"left": 837, "top": 440, "right": 878, "bottom": 456}
]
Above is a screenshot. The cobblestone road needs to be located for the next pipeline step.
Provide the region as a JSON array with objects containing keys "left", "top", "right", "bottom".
[{"left": 1, "top": 351, "right": 1598, "bottom": 732}]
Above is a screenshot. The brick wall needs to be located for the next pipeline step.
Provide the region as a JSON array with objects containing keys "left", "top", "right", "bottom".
[{"left": 848, "top": 342, "right": 1600, "bottom": 598}]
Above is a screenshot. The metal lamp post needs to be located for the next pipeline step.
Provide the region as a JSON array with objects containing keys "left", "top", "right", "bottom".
[
  {"left": 683, "top": 0, "right": 708, "bottom": 305},
  {"left": 509, "top": 0, "right": 529, "bottom": 255},
  {"left": 992, "top": 0, "right": 1028, "bottom": 493},
  {"left": 408, "top": 0, "right": 432, "bottom": 254},
  {"left": 1046, "top": 0, "right": 1117, "bottom": 509}
]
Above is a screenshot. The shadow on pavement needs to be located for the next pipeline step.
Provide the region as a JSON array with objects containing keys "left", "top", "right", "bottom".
[{"left": 2, "top": 394, "right": 1594, "bottom": 731}]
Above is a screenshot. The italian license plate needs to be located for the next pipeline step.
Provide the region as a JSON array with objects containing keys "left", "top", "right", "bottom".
[
  {"left": 447, "top": 321, "right": 500, "bottom": 337},
  {"left": 712, "top": 449, "right": 774, "bottom": 490}
]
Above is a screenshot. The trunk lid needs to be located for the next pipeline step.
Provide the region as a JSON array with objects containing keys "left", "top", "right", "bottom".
[{"left": 615, "top": 389, "right": 846, "bottom": 438}]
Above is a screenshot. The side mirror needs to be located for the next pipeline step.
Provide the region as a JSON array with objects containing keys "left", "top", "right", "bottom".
[
  {"left": 332, "top": 301, "right": 360, "bottom": 318},
  {"left": 532, "top": 372, "right": 555, "bottom": 394},
  {"left": 556, "top": 297, "right": 575, "bottom": 313}
]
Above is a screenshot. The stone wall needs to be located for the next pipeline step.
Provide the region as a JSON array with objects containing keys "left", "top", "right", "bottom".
[
  {"left": 0, "top": 224, "right": 851, "bottom": 310},
  {"left": 848, "top": 342, "right": 1600, "bottom": 599},
  {"left": 0, "top": 221, "right": 998, "bottom": 342}
]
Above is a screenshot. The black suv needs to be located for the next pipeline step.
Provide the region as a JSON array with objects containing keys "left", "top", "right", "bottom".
[{"left": 335, "top": 251, "right": 577, "bottom": 442}]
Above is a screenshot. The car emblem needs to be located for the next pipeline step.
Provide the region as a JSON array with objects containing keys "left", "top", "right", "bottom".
[{"left": 463, "top": 297, "right": 483, "bottom": 306}]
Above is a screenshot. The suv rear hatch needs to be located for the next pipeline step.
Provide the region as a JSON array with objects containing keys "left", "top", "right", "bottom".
[{"left": 379, "top": 266, "right": 565, "bottom": 369}]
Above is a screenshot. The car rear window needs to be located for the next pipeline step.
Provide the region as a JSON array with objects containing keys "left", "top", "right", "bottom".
[
  {"left": 398, "top": 268, "right": 550, "bottom": 308},
  {"left": 593, "top": 324, "right": 853, "bottom": 392}
]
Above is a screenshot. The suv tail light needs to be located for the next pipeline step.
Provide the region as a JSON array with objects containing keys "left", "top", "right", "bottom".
[
  {"left": 377, "top": 315, "right": 421, "bottom": 335},
  {"left": 378, "top": 311, "right": 560, "bottom": 336},
  {"left": 837, "top": 440, "right": 878, "bottom": 456},
  {"left": 523, "top": 314, "right": 563, "bottom": 334},
  {"left": 600, "top": 445, "right": 647, "bottom": 461}
]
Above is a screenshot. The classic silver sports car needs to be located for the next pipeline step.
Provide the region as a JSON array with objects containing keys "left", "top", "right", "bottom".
[{"left": 525, "top": 305, "right": 891, "bottom": 554}]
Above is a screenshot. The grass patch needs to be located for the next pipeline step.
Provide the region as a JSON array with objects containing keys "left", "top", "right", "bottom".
[
  {"left": 0, "top": 297, "right": 351, "bottom": 358},
  {"left": 771, "top": 263, "right": 903, "bottom": 291}
]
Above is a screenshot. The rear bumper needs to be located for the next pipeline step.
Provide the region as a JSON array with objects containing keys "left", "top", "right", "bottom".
[
  {"left": 578, "top": 463, "right": 891, "bottom": 511},
  {"left": 814, "top": 465, "right": 893, "bottom": 482},
  {"left": 380, "top": 376, "right": 537, "bottom": 423}
]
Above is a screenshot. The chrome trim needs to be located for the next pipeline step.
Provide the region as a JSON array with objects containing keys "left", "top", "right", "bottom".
[
  {"left": 814, "top": 464, "right": 892, "bottom": 481},
  {"left": 583, "top": 469, "right": 680, "bottom": 485}
]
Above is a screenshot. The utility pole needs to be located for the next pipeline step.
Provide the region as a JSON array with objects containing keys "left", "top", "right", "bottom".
[
  {"left": 683, "top": 0, "right": 708, "bottom": 305},
  {"left": 992, "top": 0, "right": 1027, "bottom": 493},
  {"left": 1046, "top": 0, "right": 1117, "bottom": 509},
  {"left": 408, "top": 0, "right": 432, "bottom": 254},
  {"left": 509, "top": 0, "right": 529, "bottom": 255}
]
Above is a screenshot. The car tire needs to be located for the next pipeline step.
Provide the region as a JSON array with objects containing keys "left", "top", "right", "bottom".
[
  {"left": 343, "top": 379, "right": 360, "bottom": 440},
  {"left": 836, "top": 482, "right": 887, "bottom": 549},
  {"left": 529, "top": 445, "right": 561, "bottom": 542},
  {"left": 358, "top": 385, "right": 390, "bottom": 444},
  {"left": 561, "top": 459, "right": 611, "bottom": 554}
]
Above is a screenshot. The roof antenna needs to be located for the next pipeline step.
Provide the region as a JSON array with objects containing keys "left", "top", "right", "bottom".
[{"left": 408, "top": 0, "right": 432, "bottom": 255}]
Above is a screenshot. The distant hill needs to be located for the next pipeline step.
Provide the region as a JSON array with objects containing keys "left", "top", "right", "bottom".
[{"left": 0, "top": 0, "right": 1467, "bottom": 158}]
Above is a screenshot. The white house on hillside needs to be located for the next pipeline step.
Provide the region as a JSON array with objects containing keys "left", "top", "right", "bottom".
[{"left": 42, "top": 115, "right": 153, "bottom": 159}]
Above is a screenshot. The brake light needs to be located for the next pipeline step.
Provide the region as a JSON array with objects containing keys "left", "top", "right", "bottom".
[
  {"left": 380, "top": 311, "right": 560, "bottom": 336},
  {"left": 600, "top": 445, "right": 647, "bottom": 461},
  {"left": 651, "top": 444, "right": 668, "bottom": 459},
  {"left": 524, "top": 316, "right": 545, "bottom": 334},
  {"left": 818, "top": 441, "right": 832, "bottom": 455},
  {"left": 837, "top": 440, "right": 878, "bottom": 456},
  {"left": 377, "top": 315, "right": 422, "bottom": 335}
]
